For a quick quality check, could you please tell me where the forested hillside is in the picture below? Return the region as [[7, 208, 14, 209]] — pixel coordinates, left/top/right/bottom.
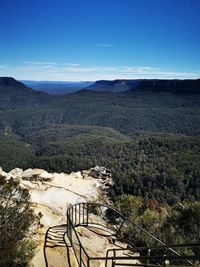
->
[[0, 78, 199, 136], [0, 77, 199, 205]]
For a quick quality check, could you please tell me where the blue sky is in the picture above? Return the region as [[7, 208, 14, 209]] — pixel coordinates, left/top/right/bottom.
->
[[0, 0, 200, 81]]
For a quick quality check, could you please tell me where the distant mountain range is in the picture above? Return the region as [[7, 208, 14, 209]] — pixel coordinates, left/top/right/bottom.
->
[[21, 78, 200, 95], [87, 79, 142, 92], [0, 76, 199, 134], [0, 77, 199, 112], [21, 80, 94, 95], [88, 78, 200, 94]]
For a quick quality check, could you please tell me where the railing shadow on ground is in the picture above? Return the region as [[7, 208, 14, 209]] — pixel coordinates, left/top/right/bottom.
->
[[66, 202, 200, 267], [44, 224, 73, 267]]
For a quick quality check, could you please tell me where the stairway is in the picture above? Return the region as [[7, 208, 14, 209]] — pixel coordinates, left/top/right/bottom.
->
[[44, 224, 78, 267], [45, 225, 68, 248]]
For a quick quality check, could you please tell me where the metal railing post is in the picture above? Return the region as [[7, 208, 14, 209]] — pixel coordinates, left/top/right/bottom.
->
[[75, 204, 77, 225], [80, 246, 82, 267], [112, 249, 116, 267], [79, 203, 81, 225], [163, 255, 170, 267], [86, 203, 89, 225], [44, 227, 50, 267], [146, 247, 151, 266], [71, 207, 73, 222], [83, 203, 85, 224]]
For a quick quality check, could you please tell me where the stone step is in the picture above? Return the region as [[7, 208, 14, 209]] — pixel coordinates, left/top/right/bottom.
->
[[48, 232, 66, 237], [46, 240, 66, 244], [46, 236, 65, 241], [48, 228, 67, 233], [50, 226, 67, 229], [46, 242, 66, 248], [46, 238, 65, 244], [45, 225, 68, 248], [48, 229, 65, 234], [48, 232, 65, 238]]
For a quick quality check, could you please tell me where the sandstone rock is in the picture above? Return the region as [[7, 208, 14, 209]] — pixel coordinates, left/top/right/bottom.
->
[[22, 168, 54, 181], [1, 166, 113, 267], [81, 170, 90, 178], [8, 168, 24, 179], [22, 168, 43, 180], [38, 170, 54, 181]]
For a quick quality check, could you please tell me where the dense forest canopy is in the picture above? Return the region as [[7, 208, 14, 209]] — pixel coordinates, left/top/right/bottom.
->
[[0, 77, 199, 205]]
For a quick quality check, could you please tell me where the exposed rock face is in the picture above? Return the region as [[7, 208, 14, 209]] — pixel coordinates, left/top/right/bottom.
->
[[1, 166, 113, 267], [2, 167, 112, 225], [88, 166, 114, 189], [87, 79, 141, 92]]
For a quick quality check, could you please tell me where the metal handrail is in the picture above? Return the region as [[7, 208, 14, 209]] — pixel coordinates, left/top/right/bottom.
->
[[105, 246, 200, 267], [44, 227, 51, 267], [67, 211, 90, 266], [66, 203, 199, 267]]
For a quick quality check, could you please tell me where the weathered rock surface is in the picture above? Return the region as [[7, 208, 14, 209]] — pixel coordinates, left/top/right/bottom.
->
[[1, 166, 113, 267]]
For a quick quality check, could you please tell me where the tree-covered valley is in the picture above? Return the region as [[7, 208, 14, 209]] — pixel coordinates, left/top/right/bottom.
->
[[0, 77, 200, 205], [0, 77, 200, 264]]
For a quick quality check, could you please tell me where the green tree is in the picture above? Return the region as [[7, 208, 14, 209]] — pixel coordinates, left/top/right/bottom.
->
[[163, 202, 200, 256], [0, 174, 37, 267], [116, 194, 144, 217]]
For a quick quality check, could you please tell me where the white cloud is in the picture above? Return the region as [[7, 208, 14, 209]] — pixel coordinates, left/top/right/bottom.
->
[[62, 63, 81, 67], [22, 61, 57, 65], [0, 61, 199, 81]]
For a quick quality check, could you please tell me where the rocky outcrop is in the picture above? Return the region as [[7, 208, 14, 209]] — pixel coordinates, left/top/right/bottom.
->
[[1, 166, 112, 223], [0, 166, 113, 267], [88, 166, 114, 189]]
